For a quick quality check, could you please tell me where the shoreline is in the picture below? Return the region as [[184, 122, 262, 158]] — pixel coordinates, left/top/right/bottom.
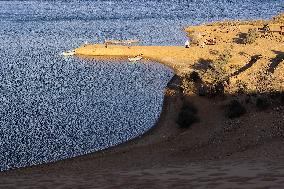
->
[[2, 73, 284, 188], [74, 45, 194, 73], [1, 73, 182, 174]]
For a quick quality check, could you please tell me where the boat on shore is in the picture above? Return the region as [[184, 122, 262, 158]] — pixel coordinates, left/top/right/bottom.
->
[[128, 56, 143, 62], [61, 50, 75, 56], [128, 53, 143, 62]]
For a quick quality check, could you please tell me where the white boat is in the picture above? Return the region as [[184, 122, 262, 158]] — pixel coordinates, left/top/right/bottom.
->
[[61, 50, 75, 56], [128, 55, 143, 62]]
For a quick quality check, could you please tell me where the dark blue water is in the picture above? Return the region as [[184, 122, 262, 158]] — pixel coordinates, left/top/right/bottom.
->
[[0, 1, 283, 171]]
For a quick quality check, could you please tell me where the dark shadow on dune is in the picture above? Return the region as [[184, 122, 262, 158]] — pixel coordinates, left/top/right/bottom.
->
[[231, 55, 262, 77], [192, 58, 213, 72], [267, 51, 284, 73], [239, 51, 250, 57], [167, 74, 183, 92], [233, 32, 247, 44]]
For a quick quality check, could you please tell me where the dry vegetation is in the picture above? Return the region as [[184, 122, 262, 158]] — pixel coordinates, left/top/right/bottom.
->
[[177, 13, 284, 128], [184, 13, 283, 94]]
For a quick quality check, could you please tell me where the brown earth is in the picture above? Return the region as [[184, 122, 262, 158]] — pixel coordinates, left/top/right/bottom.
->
[[1, 13, 284, 189]]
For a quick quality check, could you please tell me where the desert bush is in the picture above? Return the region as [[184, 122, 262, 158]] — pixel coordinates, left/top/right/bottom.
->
[[211, 49, 231, 81], [256, 97, 270, 110], [209, 49, 232, 95], [236, 80, 248, 94], [225, 100, 246, 118], [180, 76, 195, 95], [209, 49, 219, 55], [203, 50, 231, 96], [243, 28, 259, 44], [181, 71, 202, 95], [188, 71, 201, 82], [177, 102, 199, 128], [206, 81, 225, 97], [197, 84, 207, 96], [193, 58, 213, 72], [190, 49, 232, 97], [218, 49, 232, 65]]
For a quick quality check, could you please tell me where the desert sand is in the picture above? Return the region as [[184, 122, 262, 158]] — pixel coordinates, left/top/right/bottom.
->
[[0, 13, 284, 189]]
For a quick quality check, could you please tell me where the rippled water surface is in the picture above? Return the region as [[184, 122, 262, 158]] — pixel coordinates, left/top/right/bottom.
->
[[0, 0, 283, 171]]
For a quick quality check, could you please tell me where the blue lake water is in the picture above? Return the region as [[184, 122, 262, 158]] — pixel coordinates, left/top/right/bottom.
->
[[0, 0, 283, 171]]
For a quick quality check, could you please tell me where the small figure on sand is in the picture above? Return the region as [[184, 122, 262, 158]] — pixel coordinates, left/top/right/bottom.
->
[[185, 40, 190, 48]]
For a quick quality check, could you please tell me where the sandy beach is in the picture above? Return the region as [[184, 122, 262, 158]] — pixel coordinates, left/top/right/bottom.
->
[[1, 89, 284, 188], [1, 13, 284, 189]]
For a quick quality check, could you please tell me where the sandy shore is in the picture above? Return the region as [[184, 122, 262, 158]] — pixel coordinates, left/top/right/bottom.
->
[[75, 44, 198, 73], [1, 76, 284, 188], [1, 14, 284, 188]]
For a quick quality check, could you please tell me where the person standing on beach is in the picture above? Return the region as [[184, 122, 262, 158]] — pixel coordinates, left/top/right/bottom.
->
[[185, 40, 190, 48]]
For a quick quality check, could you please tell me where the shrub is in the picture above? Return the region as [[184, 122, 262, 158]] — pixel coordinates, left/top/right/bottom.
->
[[218, 49, 232, 65], [209, 49, 231, 83], [206, 81, 225, 97], [188, 71, 201, 82], [197, 84, 206, 96], [180, 77, 195, 95], [177, 102, 199, 128], [225, 100, 246, 118], [243, 28, 259, 44], [256, 97, 270, 110], [196, 49, 232, 97], [236, 80, 248, 94], [181, 71, 202, 95]]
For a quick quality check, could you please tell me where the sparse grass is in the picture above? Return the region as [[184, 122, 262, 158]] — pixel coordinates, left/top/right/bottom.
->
[[236, 80, 248, 94], [242, 28, 259, 44], [180, 71, 202, 95], [218, 49, 232, 65], [177, 101, 199, 128], [180, 75, 195, 95], [202, 49, 232, 96], [225, 100, 246, 119], [188, 71, 201, 82]]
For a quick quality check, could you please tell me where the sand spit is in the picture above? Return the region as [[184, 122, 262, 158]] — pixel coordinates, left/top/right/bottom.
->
[[75, 44, 198, 73], [74, 34, 283, 82]]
